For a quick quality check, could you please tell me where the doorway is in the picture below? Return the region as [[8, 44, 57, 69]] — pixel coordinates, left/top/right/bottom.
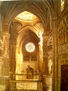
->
[[61, 65, 68, 91]]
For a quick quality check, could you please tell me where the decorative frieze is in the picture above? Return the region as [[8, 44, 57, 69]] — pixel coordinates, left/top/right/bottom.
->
[[58, 16, 68, 45], [58, 43, 68, 54]]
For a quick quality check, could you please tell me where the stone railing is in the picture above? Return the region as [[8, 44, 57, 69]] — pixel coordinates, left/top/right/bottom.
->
[[0, 74, 52, 91], [0, 74, 42, 91], [9, 79, 42, 91], [14, 73, 41, 80], [8, 73, 42, 91]]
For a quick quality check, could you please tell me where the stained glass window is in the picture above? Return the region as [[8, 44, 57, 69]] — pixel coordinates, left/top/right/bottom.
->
[[25, 42, 35, 53]]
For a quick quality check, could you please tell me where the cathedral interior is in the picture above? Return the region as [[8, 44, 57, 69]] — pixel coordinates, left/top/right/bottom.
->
[[0, 0, 68, 91]]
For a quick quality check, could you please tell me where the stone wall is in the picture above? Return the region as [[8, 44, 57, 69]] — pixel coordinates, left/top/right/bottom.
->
[[57, 14, 68, 91]]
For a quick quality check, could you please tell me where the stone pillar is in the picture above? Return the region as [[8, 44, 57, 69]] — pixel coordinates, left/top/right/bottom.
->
[[2, 23, 10, 76], [52, 17, 58, 91], [3, 33, 10, 58], [2, 33, 10, 76], [43, 34, 48, 75], [38, 34, 43, 72], [0, 6, 2, 33], [0, 57, 3, 76], [2, 22, 10, 56]]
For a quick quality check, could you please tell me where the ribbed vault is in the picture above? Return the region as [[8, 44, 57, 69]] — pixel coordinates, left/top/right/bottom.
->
[[1, 0, 55, 33]]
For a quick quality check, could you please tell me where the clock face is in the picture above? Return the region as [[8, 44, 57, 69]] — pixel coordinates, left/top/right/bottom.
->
[[25, 42, 35, 53]]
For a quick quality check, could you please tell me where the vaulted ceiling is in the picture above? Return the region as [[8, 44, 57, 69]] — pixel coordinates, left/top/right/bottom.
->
[[1, 0, 55, 34]]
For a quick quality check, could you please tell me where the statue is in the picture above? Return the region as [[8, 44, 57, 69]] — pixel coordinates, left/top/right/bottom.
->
[[48, 59, 53, 75], [3, 34, 10, 57], [26, 65, 34, 79]]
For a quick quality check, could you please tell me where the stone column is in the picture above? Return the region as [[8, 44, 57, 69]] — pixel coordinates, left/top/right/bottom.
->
[[2, 23, 10, 76], [0, 5, 2, 33], [43, 34, 48, 75], [52, 17, 58, 91], [3, 33, 10, 58], [38, 34, 43, 73]]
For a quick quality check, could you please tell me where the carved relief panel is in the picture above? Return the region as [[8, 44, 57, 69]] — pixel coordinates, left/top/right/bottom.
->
[[58, 16, 68, 45], [58, 16, 68, 55]]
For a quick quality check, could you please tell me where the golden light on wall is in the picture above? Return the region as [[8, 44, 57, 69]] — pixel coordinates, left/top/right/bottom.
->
[[16, 45, 23, 74], [48, 59, 53, 74], [25, 42, 35, 53], [15, 11, 38, 21], [61, 0, 65, 11], [34, 23, 44, 37]]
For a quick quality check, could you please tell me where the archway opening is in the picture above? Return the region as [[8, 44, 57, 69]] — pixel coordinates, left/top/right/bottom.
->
[[9, 11, 44, 90]]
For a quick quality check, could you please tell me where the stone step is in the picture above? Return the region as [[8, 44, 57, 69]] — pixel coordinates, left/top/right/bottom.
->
[[14, 89, 42, 91]]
